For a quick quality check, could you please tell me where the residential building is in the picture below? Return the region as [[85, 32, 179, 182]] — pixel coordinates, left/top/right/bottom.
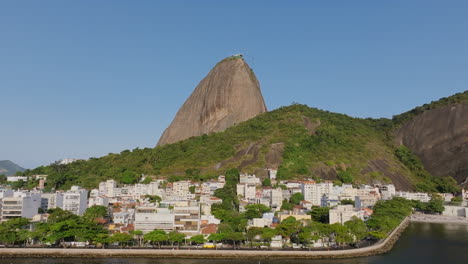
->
[[6, 176, 28, 182], [61, 186, 88, 215], [394, 191, 430, 202], [1, 191, 41, 221], [329, 205, 364, 224], [134, 206, 174, 233], [41, 192, 64, 211], [173, 205, 200, 236]]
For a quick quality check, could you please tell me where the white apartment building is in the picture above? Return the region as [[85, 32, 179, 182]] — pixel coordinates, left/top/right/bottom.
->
[[199, 195, 222, 215], [237, 183, 256, 201], [134, 206, 174, 233], [172, 181, 190, 199], [88, 195, 109, 207], [394, 191, 430, 202], [354, 195, 379, 209], [301, 181, 333, 206], [41, 192, 64, 211], [6, 176, 28, 182], [271, 188, 283, 208], [148, 180, 166, 198], [173, 205, 200, 236], [99, 179, 117, 197], [61, 186, 88, 215], [239, 174, 261, 185], [329, 205, 364, 224], [321, 194, 340, 207], [113, 211, 134, 225], [1, 191, 41, 221]]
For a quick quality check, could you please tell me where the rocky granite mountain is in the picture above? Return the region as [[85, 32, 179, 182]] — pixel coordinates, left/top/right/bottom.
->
[[394, 92, 468, 185], [157, 55, 267, 146], [0, 160, 25, 176], [23, 54, 466, 192]]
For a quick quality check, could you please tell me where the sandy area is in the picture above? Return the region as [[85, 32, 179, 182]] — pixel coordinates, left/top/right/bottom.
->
[[410, 214, 468, 225]]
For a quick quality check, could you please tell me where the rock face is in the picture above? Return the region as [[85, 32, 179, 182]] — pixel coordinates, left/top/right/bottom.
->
[[157, 56, 267, 146], [395, 102, 468, 184]]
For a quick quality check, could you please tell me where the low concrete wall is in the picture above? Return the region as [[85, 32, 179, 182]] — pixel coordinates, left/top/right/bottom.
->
[[0, 218, 410, 259]]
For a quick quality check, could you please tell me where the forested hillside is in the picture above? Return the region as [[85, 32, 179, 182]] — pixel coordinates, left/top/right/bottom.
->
[[24, 100, 461, 193]]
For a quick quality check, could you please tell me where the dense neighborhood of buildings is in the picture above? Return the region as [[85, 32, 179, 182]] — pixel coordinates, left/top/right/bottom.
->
[[1, 169, 467, 248]]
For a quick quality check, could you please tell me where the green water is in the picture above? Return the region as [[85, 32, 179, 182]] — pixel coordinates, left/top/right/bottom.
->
[[0, 223, 467, 264]]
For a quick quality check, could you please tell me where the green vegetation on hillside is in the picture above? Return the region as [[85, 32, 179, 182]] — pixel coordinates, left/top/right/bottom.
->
[[395, 146, 460, 193], [392, 90, 468, 126], [23, 93, 464, 192]]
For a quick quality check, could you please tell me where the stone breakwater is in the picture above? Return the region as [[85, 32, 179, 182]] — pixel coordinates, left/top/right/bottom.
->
[[0, 218, 410, 259]]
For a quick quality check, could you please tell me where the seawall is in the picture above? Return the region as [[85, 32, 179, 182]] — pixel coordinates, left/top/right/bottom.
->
[[0, 217, 410, 259]]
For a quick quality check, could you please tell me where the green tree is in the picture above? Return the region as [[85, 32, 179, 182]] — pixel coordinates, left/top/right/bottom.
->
[[143, 229, 167, 248], [337, 169, 353, 184], [189, 234, 205, 246], [280, 199, 293, 211], [10, 179, 26, 189], [189, 185, 196, 194], [246, 227, 263, 248], [244, 204, 271, 219], [168, 231, 185, 248], [330, 223, 353, 247], [208, 233, 223, 249], [290, 192, 304, 205], [340, 199, 354, 205], [131, 230, 144, 247], [344, 216, 368, 242], [261, 227, 277, 243], [83, 205, 109, 222], [145, 195, 162, 203], [276, 216, 302, 242], [262, 178, 271, 187], [0, 218, 30, 245], [298, 227, 320, 248], [309, 207, 330, 223], [109, 232, 133, 247], [426, 197, 445, 214]]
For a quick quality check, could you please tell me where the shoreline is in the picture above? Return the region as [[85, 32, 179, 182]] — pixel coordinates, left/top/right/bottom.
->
[[409, 214, 468, 225], [0, 218, 410, 259]]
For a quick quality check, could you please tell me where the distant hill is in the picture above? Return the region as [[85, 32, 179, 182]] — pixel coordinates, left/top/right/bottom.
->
[[0, 160, 25, 176]]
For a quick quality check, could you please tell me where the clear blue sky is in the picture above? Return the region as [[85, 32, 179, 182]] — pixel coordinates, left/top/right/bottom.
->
[[1, 1, 467, 169]]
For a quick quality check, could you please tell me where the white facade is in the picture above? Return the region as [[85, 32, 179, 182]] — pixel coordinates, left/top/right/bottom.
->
[[113, 211, 134, 225], [88, 195, 109, 207], [172, 181, 190, 199], [239, 174, 260, 185], [301, 181, 333, 206], [41, 192, 64, 211], [271, 188, 283, 208], [329, 205, 364, 224], [61, 186, 88, 215], [134, 206, 174, 233], [395, 191, 430, 202], [99, 179, 117, 197], [1, 191, 41, 221], [237, 183, 256, 201], [6, 176, 28, 182]]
